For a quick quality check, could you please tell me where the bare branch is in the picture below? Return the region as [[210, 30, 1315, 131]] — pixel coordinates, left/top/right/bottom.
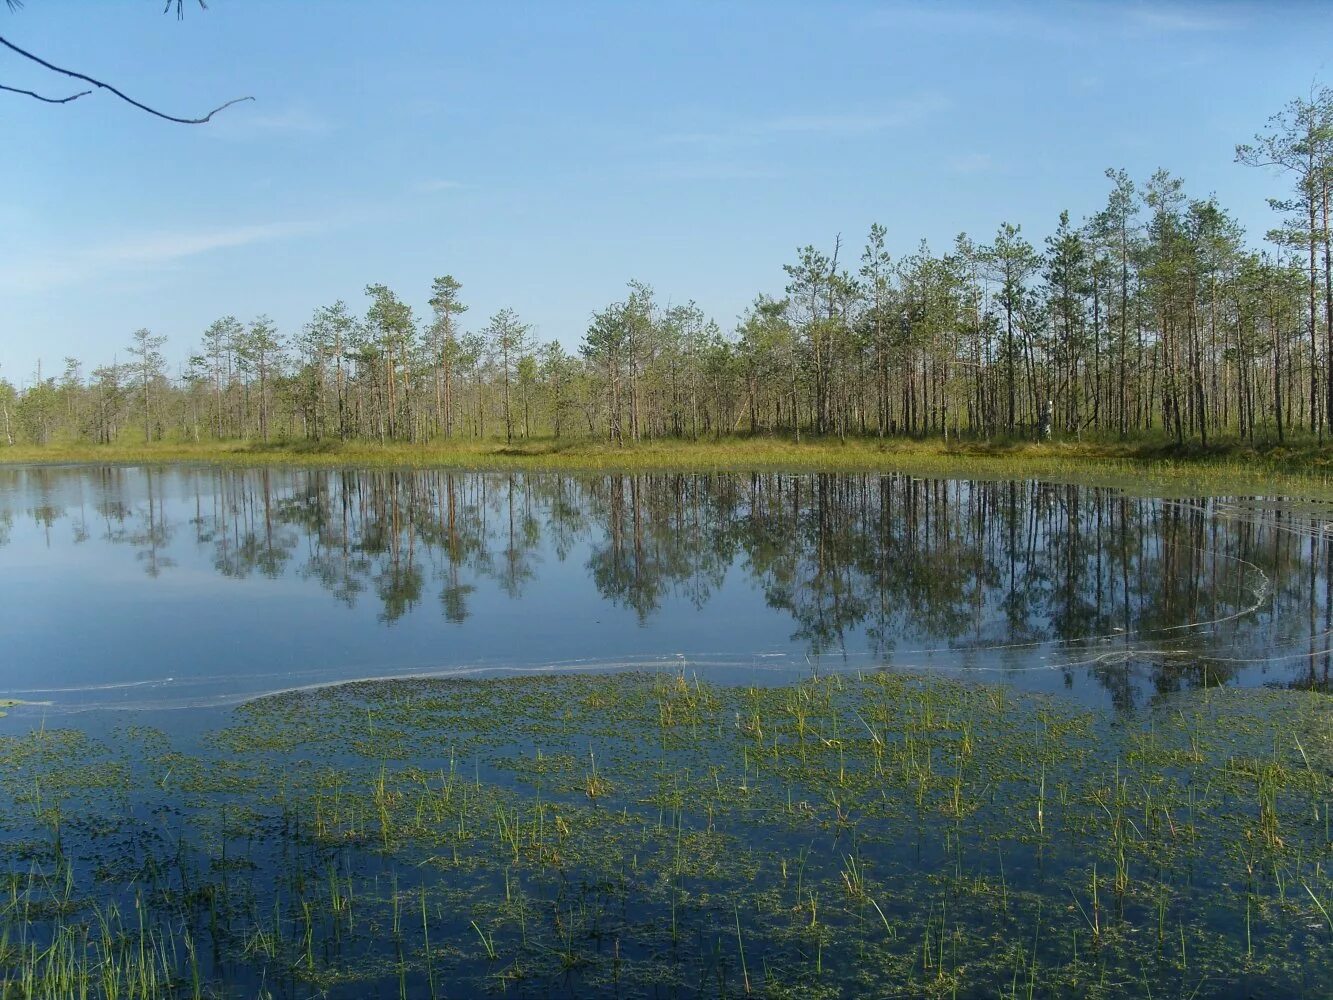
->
[[0, 81, 90, 103], [0, 32, 251, 124], [164, 1, 208, 22]]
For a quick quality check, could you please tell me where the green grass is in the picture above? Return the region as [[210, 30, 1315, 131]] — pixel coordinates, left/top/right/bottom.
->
[[0, 670, 1329, 998], [4, 433, 1333, 495]]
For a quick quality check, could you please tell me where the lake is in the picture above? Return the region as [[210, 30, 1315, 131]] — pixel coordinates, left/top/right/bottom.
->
[[0, 464, 1330, 998], [2, 464, 1329, 711]]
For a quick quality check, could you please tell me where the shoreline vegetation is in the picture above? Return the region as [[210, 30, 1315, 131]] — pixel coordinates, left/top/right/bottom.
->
[[1, 670, 1329, 997], [9, 98, 1333, 468], [4, 434, 1333, 491]]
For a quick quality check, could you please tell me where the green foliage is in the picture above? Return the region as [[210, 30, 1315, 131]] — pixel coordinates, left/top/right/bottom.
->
[[9, 91, 1333, 450]]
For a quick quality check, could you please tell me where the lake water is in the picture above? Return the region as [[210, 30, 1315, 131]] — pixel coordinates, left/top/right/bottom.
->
[[1, 464, 1330, 712], [2, 464, 1331, 998]]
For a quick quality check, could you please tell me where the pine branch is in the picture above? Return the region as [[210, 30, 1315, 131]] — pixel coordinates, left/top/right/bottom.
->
[[0, 33, 251, 123]]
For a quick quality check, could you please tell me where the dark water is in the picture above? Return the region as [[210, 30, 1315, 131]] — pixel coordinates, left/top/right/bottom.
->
[[1, 464, 1330, 712]]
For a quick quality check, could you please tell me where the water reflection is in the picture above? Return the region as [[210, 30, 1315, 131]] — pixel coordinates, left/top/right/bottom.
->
[[1, 464, 1330, 709]]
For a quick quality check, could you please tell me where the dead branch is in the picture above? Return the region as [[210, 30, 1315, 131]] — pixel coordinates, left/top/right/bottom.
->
[[0, 81, 90, 103], [0, 32, 251, 123]]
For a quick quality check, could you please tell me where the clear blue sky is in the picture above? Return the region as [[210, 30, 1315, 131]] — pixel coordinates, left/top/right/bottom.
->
[[0, 0, 1327, 383]]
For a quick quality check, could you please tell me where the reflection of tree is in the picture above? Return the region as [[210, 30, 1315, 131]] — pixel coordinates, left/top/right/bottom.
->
[[98, 467, 177, 577], [433, 473, 482, 623], [201, 470, 297, 580], [280, 475, 370, 609], [586, 475, 728, 622], [374, 559, 422, 623], [2, 465, 1331, 706], [498, 475, 539, 600]]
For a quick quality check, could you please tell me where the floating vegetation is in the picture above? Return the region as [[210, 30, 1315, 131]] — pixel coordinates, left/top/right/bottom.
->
[[0, 669, 1328, 997]]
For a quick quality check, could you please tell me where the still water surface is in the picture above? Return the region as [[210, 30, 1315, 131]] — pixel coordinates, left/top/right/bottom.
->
[[2, 464, 1330, 711]]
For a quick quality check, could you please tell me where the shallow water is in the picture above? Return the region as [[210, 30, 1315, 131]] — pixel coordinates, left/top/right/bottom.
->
[[1, 464, 1330, 712], [1, 465, 1331, 998]]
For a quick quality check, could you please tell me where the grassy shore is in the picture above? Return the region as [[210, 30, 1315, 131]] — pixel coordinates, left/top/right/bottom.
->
[[4, 434, 1333, 494]]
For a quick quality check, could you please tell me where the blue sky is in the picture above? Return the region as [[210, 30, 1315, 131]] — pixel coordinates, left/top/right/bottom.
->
[[0, 0, 1328, 382]]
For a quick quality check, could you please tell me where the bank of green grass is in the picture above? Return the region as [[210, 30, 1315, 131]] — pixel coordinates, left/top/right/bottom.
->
[[4, 433, 1333, 495]]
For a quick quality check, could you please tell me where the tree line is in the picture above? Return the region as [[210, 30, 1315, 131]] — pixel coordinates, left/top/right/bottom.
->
[[6, 90, 1333, 449]]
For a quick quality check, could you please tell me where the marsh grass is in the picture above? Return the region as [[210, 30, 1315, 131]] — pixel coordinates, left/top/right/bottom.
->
[[6, 434, 1333, 497], [0, 671, 1328, 997]]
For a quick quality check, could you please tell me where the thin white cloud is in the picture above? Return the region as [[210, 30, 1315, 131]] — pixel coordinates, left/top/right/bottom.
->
[[208, 105, 335, 139], [0, 220, 319, 294], [652, 162, 783, 181], [861, 4, 1080, 44], [1124, 5, 1241, 33], [764, 99, 950, 135], [414, 178, 466, 193], [112, 222, 319, 263], [662, 93, 951, 147], [946, 152, 994, 174], [863, 1, 1245, 42]]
